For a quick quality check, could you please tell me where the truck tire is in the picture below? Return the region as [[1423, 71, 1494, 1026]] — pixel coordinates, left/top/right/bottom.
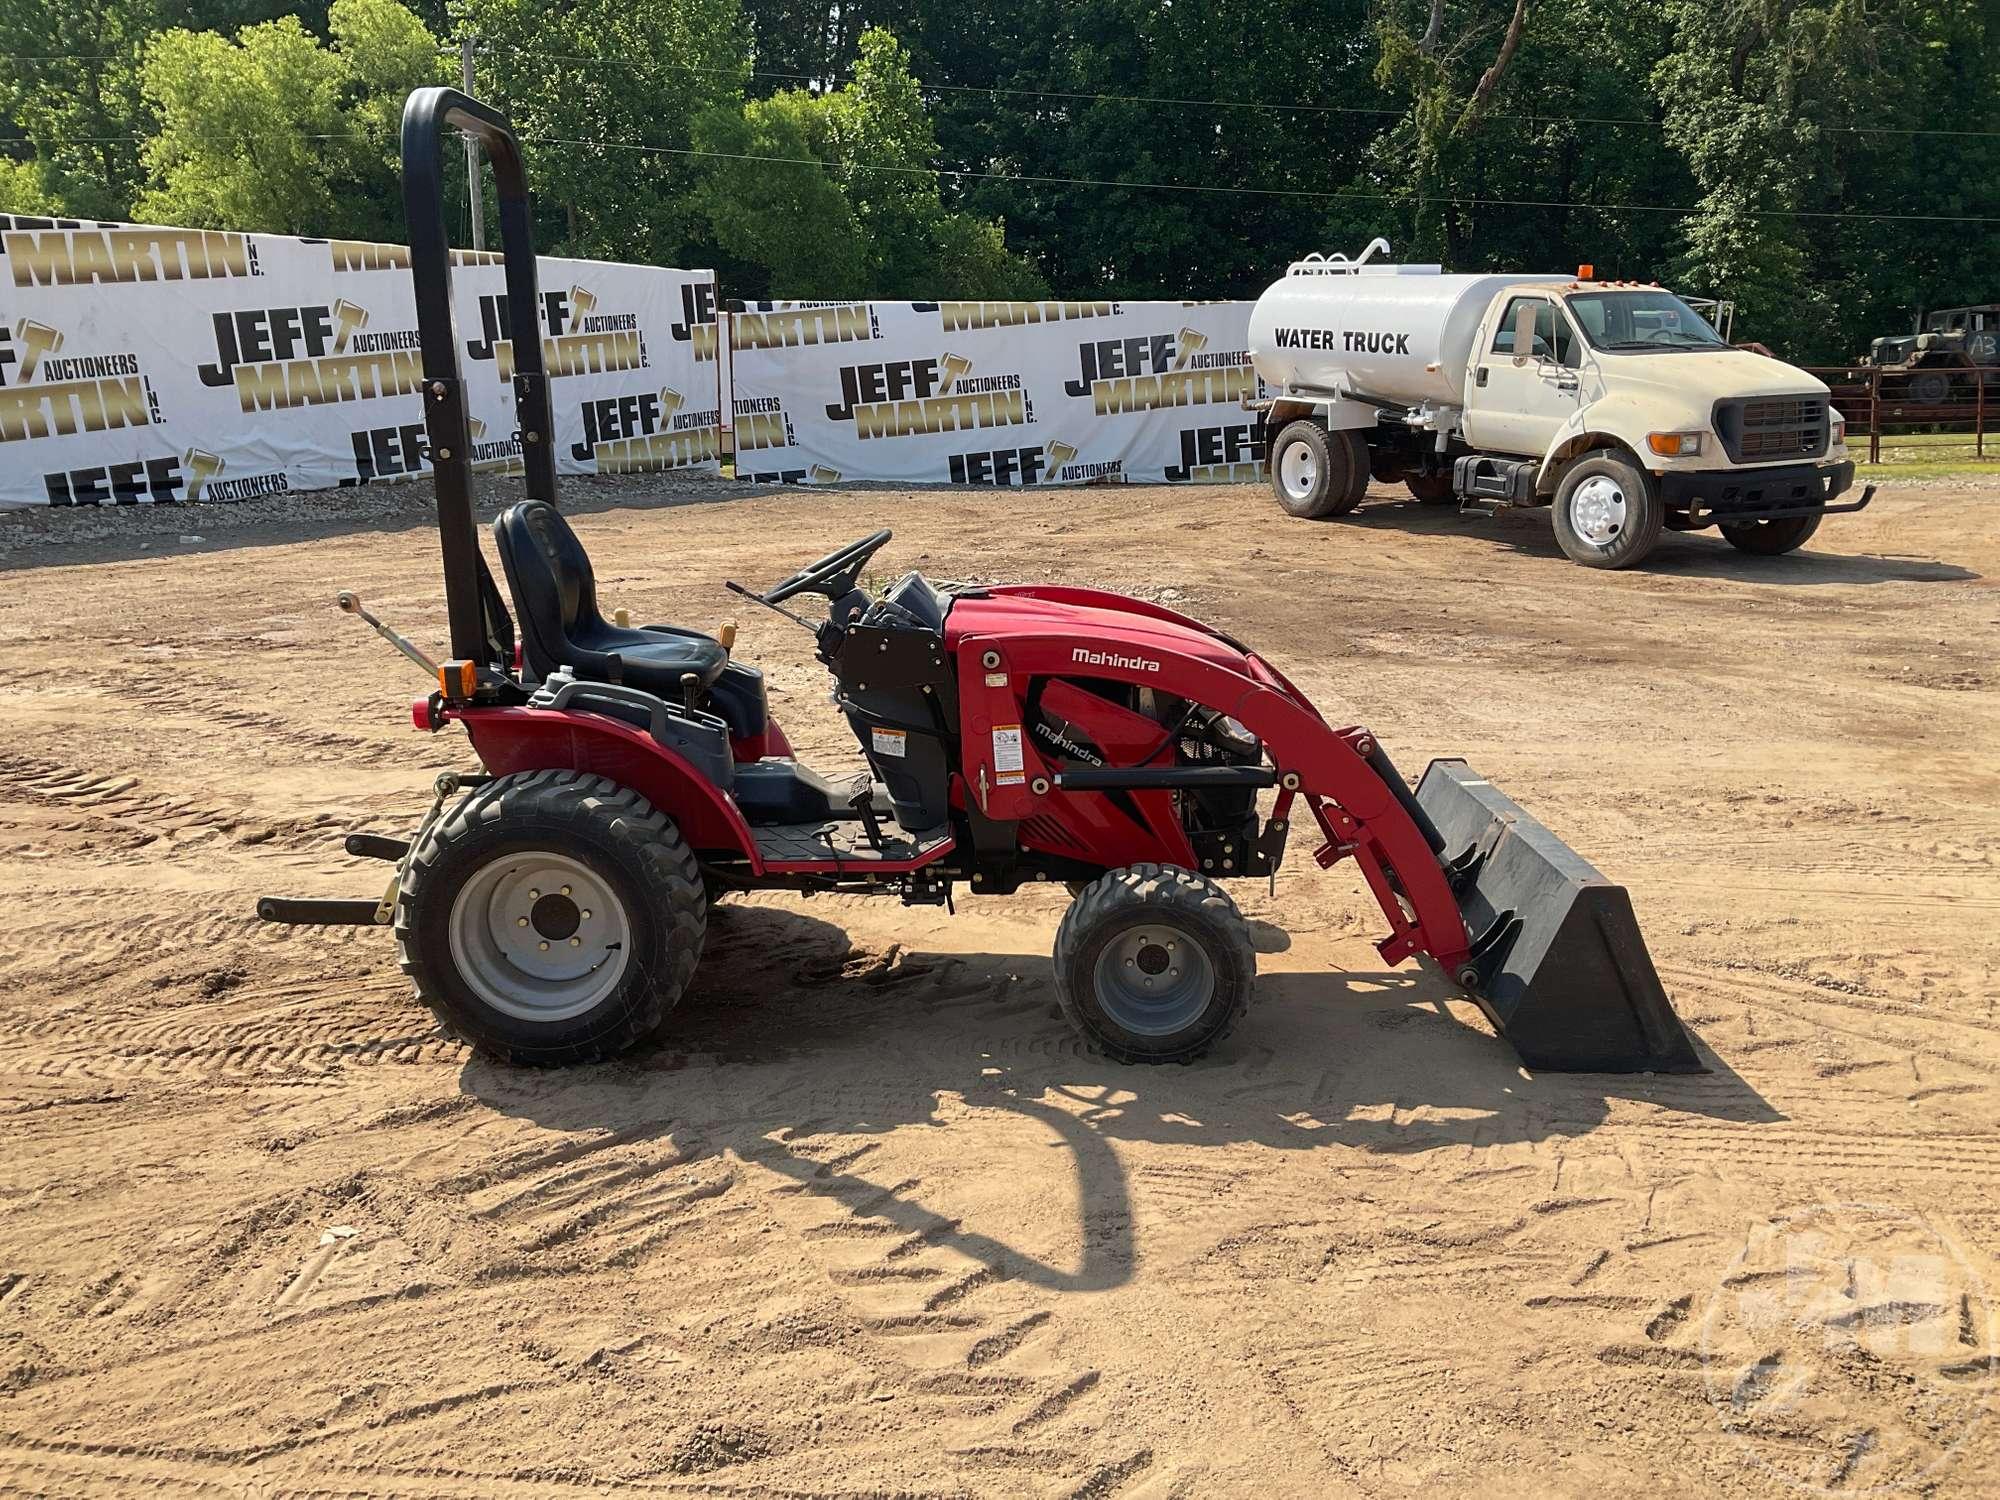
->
[[1053, 865, 1254, 1064], [1551, 450, 1663, 569], [1270, 419, 1363, 519], [397, 770, 706, 1065], [1406, 470, 1456, 505], [1720, 513, 1821, 556]]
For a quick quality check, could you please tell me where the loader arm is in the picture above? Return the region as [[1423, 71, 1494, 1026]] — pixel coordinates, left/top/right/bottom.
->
[[954, 629, 1475, 977]]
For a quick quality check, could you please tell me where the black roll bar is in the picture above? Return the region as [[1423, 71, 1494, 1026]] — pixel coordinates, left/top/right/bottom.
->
[[400, 86, 557, 672]]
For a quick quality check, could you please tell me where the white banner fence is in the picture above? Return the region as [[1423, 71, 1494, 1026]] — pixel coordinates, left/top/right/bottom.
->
[[0, 220, 1271, 507], [0, 215, 720, 508], [727, 299, 1264, 487]]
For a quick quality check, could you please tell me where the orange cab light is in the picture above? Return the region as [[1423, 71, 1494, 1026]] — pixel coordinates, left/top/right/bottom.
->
[[1577, 263, 1595, 280]]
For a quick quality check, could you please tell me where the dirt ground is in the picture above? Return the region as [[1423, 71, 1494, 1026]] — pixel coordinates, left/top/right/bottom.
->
[[1, 471, 1996, 1498]]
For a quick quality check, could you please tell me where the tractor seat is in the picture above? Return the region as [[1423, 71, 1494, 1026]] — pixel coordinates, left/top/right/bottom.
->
[[494, 500, 727, 697]]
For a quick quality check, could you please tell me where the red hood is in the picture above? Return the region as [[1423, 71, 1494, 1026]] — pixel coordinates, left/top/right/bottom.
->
[[945, 585, 1257, 673]]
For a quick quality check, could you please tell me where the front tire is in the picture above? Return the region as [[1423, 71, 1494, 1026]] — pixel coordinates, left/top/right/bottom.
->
[[1551, 450, 1664, 569], [1721, 512, 1822, 556], [1053, 865, 1254, 1064], [397, 770, 706, 1065], [1270, 419, 1365, 519]]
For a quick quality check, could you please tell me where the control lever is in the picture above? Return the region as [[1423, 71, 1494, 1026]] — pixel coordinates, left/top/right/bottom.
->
[[679, 671, 700, 714], [336, 591, 438, 675], [848, 786, 886, 851]]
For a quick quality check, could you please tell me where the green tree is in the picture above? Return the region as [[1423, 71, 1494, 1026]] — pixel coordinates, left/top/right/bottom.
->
[[696, 28, 1042, 296], [451, 0, 749, 262], [0, 0, 159, 218], [133, 0, 445, 237]]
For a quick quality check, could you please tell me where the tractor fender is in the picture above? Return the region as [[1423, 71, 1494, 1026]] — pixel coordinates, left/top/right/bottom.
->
[[448, 704, 759, 862]]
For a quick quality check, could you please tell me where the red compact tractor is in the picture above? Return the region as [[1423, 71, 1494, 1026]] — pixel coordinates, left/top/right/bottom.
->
[[259, 87, 1700, 1076]]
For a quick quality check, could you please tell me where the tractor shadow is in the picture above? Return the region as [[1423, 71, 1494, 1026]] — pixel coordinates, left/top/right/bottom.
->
[[456, 900, 1780, 1298], [1346, 494, 1980, 586]]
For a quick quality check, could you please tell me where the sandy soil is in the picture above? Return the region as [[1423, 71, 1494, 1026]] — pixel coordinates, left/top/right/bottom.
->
[[1, 472, 1996, 1498]]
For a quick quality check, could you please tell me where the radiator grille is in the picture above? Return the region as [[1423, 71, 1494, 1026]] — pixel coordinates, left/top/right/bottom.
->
[[1717, 395, 1830, 462]]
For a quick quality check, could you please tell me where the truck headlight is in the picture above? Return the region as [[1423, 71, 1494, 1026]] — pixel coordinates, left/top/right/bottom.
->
[[1830, 411, 1847, 446], [1646, 431, 1705, 457]]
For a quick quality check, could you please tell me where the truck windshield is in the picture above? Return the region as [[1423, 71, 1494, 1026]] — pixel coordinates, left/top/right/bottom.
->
[[1566, 290, 1729, 352]]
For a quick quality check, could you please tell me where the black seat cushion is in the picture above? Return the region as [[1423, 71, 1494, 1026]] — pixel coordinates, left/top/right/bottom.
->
[[494, 500, 727, 696]]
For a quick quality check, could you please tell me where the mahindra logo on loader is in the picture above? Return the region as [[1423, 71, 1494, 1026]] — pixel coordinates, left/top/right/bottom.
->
[[466, 286, 647, 381], [1065, 330, 1257, 415], [1072, 646, 1160, 673], [825, 354, 1031, 440]]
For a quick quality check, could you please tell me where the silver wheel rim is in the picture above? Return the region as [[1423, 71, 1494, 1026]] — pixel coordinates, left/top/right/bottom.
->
[[1569, 475, 1628, 546], [1278, 440, 1318, 503], [447, 850, 632, 1022], [1093, 924, 1216, 1037]]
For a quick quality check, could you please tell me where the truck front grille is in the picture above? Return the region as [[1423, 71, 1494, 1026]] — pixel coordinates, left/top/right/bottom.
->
[[1715, 396, 1830, 463]]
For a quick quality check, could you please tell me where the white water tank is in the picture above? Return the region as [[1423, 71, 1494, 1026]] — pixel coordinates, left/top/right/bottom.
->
[[1249, 256, 1555, 409]]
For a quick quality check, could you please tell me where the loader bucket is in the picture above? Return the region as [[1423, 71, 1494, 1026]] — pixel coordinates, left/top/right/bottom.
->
[[1413, 759, 1703, 1074]]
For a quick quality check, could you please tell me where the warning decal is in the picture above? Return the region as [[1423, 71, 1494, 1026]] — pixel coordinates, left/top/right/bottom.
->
[[871, 727, 908, 759], [992, 724, 1025, 785]]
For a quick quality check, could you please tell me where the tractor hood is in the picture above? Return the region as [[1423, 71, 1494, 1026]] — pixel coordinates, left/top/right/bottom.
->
[[947, 586, 1257, 675]]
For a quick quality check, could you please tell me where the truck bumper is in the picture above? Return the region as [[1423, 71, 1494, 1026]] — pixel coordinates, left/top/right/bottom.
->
[[1659, 461, 1873, 524]]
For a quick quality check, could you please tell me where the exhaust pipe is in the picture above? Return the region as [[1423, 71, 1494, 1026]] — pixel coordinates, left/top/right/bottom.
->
[[1414, 759, 1702, 1074]]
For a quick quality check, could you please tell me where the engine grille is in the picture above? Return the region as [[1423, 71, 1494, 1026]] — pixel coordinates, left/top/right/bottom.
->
[[1715, 395, 1830, 463]]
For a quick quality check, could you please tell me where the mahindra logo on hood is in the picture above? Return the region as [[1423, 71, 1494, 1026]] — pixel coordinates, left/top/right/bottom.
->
[[1072, 646, 1160, 673]]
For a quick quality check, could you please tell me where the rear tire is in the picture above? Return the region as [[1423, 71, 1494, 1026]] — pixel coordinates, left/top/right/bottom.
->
[[1721, 512, 1822, 555], [1406, 470, 1456, 505], [1551, 450, 1663, 569], [1053, 865, 1254, 1064], [397, 770, 706, 1065], [1270, 419, 1363, 519]]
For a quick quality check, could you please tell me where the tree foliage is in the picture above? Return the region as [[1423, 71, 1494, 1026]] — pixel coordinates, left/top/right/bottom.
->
[[2, 0, 1996, 359]]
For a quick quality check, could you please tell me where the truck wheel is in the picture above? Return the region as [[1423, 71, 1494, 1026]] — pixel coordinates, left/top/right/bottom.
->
[[1720, 513, 1821, 556], [397, 770, 706, 1066], [1551, 451, 1663, 569], [1270, 419, 1363, 519], [1053, 865, 1254, 1064], [1406, 470, 1456, 505], [1911, 371, 1950, 405]]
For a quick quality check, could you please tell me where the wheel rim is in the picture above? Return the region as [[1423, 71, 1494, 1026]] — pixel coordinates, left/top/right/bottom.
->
[[1569, 475, 1627, 546], [447, 850, 632, 1023], [1278, 440, 1317, 502], [1092, 923, 1216, 1037]]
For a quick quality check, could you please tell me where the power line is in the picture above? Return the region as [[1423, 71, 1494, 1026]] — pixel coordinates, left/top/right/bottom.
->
[[10, 47, 2000, 141], [7, 129, 1996, 226]]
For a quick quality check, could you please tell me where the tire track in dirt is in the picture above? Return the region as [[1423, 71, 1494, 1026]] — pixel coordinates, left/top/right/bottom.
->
[[749, 1131, 1155, 1497]]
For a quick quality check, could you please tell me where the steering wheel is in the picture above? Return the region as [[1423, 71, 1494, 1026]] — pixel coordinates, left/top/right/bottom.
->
[[757, 529, 893, 605]]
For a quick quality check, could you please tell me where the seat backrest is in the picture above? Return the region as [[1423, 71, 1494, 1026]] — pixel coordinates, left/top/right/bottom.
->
[[494, 500, 602, 675]]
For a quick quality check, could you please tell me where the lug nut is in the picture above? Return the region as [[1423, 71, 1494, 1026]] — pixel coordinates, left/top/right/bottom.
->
[[569, 937, 581, 947], [538, 941, 550, 952], [581, 909, 591, 920], [516, 916, 528, 927], [561, 886, 571, 896], [528, 889, 540, 900]]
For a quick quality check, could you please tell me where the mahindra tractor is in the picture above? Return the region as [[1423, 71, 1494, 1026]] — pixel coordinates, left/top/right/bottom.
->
[[257, 87, 1701, 1077]]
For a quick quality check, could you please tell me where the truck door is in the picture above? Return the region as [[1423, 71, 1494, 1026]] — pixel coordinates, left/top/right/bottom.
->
[[1464, 295, 1584, 457]]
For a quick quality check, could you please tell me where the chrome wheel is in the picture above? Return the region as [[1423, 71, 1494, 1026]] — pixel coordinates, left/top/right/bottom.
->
[[1569, 475, 1628, 546], [447, 850, 631, 1023], [1278, 440, 1318, 504], [1092, 924, 1216, 1037]]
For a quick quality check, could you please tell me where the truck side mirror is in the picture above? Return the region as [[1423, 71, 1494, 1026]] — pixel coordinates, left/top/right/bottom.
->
[[1513, 302, 1541, 365]]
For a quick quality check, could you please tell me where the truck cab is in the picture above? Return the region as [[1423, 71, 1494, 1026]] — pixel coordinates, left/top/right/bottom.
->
[[1248, 255, 1873, 569]]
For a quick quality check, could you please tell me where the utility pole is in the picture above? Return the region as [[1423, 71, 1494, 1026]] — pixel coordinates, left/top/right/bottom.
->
[[460, 34, 485, 251]]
